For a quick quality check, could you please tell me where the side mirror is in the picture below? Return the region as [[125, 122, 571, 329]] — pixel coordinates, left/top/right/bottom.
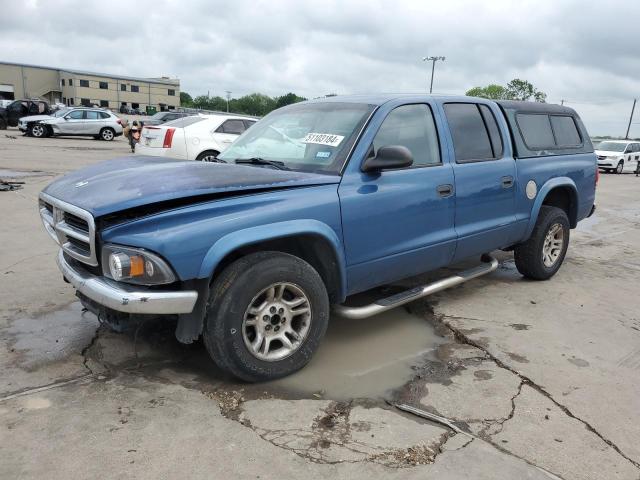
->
[[361, 145, 413, 172]]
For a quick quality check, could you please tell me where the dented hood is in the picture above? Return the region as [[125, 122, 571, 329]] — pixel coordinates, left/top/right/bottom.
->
[[42, 156, 340, 218]]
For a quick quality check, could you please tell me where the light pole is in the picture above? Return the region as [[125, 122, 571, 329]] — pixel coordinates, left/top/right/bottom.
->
[[422, 56, 445, 94], [225, 91, 232, 112]]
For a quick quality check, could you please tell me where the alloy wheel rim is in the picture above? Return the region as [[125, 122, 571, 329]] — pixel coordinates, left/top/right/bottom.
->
[[242, 282, 312, 361], [103, 130, 113, 140], [33, 125, 44, 137], [542, 223, 564, 267], [617, 163, 623, 173], [202, 155, 217, 162]]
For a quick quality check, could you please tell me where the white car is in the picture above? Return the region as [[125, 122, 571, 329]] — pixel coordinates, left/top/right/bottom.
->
[[136, 114, 257, 161], [595, 140, 640, 174]]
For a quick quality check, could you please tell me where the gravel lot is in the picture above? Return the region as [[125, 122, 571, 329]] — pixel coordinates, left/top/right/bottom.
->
[[1, 129, 639, 479]]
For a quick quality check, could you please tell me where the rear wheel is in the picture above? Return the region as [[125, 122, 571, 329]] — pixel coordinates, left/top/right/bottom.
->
[[196, 150, 221, 162], [100, 127, 115, 141], [615, 161, 624, 174], [0, 118, 7, 130], [514, 206, 570, 280], [29, 123, 47, 138], [202, 252, 329, 382]]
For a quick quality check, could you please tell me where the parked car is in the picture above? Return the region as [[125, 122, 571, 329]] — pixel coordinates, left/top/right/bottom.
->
[[143, 111, 190, 126], [0, 99, 13, 108], [19, 107, 123, 140], [135, 114, 257, 161], [595, 140, 640, 174], [119, 105, 134, 114], [38, 95, 596, 381], [0, 99, 50, 129]]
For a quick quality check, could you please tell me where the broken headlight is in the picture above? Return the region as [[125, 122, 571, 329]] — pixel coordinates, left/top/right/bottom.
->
[[101, 244, 176, 285]]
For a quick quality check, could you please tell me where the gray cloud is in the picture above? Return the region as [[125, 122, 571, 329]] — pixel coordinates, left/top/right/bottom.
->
[[1, 0, 639, 135]]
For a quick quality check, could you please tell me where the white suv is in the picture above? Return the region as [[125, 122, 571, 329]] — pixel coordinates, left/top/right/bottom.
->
[[595, 140, 640, 174], [136, 114, 257, 161]]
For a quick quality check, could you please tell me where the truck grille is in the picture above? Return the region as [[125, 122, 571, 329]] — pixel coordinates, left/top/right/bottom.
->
[[39, 193, 98, 266]]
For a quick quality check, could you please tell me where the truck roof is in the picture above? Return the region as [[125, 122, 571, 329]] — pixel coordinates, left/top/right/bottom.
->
[[305, 94, 573, 113]]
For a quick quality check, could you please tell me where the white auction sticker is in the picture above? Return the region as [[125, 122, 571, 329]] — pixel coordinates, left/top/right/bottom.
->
[[302, 132, 345, 147]]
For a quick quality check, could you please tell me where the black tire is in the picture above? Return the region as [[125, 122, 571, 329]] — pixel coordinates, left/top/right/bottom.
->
[[196, 150, 220, 162], [29, 123, 47, 138], [100, 127, 115, 141], [615, 161, 624, 174], [515, 206, 570, 280], [203, 251, 329, 382], [0, 118, 6, 130]]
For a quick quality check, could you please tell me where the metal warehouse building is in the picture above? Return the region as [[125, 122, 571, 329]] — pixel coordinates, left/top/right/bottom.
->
[[0, 61, 180, 111]]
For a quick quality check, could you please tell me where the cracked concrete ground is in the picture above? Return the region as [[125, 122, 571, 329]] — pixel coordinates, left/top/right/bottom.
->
[[1, 132, 639, 479]]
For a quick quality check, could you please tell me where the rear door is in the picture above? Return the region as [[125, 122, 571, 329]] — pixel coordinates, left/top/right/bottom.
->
[[82, 111, 105, 134], [442, 102, 517, 260]]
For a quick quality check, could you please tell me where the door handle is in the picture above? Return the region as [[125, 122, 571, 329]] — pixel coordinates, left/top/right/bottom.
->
[[501, 176, 514, 188], [436, 184, 454, 198]]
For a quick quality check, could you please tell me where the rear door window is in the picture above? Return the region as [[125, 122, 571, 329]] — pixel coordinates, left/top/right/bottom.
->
[[85, 111, 100, 120], [478, 104, 503, 158], [516, 114, 555, 149], [550, 115, 581, 146], [444, 103, 495, 162]]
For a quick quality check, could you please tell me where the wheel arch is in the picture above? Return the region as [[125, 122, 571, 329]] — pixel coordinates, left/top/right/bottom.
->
[[198, 220, 347, 303], [525, 178, 578, 238]]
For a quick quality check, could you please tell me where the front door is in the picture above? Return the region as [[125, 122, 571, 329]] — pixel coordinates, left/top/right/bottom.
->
[[441, 102, 517, 261], [60, 109, 85, 134], [339, 103, 457, 295]]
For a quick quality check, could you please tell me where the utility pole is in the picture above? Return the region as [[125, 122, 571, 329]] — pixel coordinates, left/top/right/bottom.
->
[[422, 56, 445, 94], [625, 99, 636, 139], [225, 91, 232, 112], [560, 99, 564, 106]]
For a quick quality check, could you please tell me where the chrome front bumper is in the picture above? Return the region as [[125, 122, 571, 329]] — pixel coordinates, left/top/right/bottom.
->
[[57, 250, 198, 315]]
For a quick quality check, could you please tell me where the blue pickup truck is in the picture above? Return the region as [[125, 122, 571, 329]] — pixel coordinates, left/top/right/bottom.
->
[[39, 95, 597, 381]]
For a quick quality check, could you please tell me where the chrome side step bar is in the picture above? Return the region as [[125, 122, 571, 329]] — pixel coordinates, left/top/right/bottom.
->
[[332, 255, 499, 320]]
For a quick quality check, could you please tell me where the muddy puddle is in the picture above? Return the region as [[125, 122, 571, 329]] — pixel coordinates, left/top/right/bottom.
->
[[11, 301, 444, 401], [269, 309, 445, 399]]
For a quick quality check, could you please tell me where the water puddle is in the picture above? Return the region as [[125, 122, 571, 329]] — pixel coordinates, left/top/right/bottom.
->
[[269, 309, 445, 400], [7, 303, 99, 370], [14, 301, 443, 401]]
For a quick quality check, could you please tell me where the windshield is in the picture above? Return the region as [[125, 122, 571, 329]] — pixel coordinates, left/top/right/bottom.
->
[[149, 112, 167, 121], [217, 102, 375, 174], [597, 142, 627, 152], [163, 116, 204, 128], [52, 109, 69, 117]]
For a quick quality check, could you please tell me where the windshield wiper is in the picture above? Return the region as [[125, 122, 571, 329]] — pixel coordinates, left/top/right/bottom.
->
[[235, 157, 289, 170]]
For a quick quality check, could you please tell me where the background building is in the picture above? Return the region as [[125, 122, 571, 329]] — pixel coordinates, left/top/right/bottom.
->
[[0, 61, 180, 111]]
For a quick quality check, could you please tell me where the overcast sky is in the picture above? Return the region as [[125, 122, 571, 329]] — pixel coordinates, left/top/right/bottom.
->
[[2, 0, 639, 136]]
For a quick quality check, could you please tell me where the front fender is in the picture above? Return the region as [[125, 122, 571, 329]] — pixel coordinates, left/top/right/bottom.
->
[[524, 177, 578, 239], [197, 219, 347, 299]]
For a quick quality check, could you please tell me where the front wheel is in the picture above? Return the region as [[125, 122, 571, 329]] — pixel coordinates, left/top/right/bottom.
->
[[203, 252, 329, 382], [30, 123, 47, 138], [514, 206, 570, 280], [615, 161, 624, 174]]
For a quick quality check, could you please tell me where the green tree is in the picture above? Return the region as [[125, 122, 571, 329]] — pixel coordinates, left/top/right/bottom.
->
[[232, 93, 277, 116], [180, 91, 193, 107], [275, 92, 307, 109], [465, 84, 508, 100], [466, 79, 547, 102], [505, 79, 546, 102]]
